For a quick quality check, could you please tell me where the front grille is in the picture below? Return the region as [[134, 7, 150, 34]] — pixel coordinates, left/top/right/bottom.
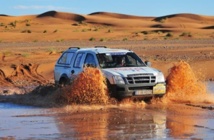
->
[[126, 74, 156, 84]]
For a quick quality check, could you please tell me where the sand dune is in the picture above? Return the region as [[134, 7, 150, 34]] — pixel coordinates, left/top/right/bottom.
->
[[0, 10, 214, 42], [153, 13, 214, 22], [88, 11, 153, 20], [37, 10, 86, 22]]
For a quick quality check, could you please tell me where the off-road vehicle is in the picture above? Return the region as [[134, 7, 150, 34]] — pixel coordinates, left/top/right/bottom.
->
[[54, 46, 166, 99]]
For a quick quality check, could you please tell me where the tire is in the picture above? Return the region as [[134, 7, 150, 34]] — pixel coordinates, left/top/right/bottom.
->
[[106, 80, 122, 101], [59, 77, 68, 87]]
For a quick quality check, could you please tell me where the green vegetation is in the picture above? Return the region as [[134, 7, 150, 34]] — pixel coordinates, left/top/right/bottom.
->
[[81, 29, 87, 32], [21, 30, 31, 33], [22, 53, 29, 58], [89, 37, 96, 41], [93, 28, 98, 31], [99, 38, 106, 42], [3, 51, 12, 56], [53, 29, 58, 33], [0, 23, 4, 26], [180, 32, 192, 37], [9, 21, 17, 28], [56, 39, 64, 42], [141, 31, 149, 35], [122, 38, 128, 41], [26, 23, 31, 26], [165, 32, 173, 37]]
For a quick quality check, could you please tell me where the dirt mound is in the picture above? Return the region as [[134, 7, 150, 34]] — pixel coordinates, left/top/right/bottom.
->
[[0, 69, 12, 86], [7, 63, 47, 87], [0, 69, 5, 79], [37, 10, 86, 21], [0, 63, 49, 95]]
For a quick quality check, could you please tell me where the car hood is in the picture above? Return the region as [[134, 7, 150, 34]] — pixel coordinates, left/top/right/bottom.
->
[[102, 67, 160, 77]]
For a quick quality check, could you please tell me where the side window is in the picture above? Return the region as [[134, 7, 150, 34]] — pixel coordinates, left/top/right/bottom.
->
[[84, 53, 96, 67], [58, 52, 74, 65], [74, 53, 84, 68]]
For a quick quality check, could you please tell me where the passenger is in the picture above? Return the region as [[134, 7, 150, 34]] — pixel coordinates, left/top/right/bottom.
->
[[98, 55, 106, 67]]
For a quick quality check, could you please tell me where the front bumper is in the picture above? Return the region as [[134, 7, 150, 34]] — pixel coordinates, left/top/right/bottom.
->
[[110, 82, 166, 98]]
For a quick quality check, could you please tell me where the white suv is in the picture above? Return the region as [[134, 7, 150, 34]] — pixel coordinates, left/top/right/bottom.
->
[[54, 46, 166, 99]]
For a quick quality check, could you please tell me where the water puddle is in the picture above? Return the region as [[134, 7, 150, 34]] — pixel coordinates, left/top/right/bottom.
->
[[0, 103, 60, 139]]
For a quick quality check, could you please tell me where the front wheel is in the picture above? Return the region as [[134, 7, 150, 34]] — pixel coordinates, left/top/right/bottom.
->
[[106, 80, 123, 101]]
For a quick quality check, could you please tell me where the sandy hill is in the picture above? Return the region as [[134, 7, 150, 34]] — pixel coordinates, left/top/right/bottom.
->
[[0, 11, 213, 42]]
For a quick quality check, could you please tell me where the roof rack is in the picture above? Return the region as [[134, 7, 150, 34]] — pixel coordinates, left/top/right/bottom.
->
[[94, 46, 107, 48], [69, 47, 80, 49]]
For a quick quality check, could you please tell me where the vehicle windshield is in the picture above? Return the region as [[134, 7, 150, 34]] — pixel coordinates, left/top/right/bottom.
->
[[97, 52, 146, 68]]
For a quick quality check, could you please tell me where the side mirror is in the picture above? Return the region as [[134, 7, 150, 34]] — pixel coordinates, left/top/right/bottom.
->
[[145, 61, 151, 67]]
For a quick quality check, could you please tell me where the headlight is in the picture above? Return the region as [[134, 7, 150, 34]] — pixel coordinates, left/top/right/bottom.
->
[[156, 72, 165, 82], [113, 75, 125, 84]]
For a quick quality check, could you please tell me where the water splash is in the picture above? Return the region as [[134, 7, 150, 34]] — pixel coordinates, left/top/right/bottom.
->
[[161, 61, 214, 104], [63, 67, 146, 107], [64, 67, 109, 105]]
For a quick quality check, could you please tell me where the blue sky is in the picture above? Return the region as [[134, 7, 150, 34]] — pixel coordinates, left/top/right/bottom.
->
[[2, 0, 214, 17]]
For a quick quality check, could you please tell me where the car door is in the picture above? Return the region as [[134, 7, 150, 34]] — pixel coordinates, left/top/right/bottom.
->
[[84, 53, 97, 67], [70, 52, 86, 80]]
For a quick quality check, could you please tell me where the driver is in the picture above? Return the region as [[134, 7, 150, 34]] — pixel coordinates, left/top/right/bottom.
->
[[116, 57, 125, 66]]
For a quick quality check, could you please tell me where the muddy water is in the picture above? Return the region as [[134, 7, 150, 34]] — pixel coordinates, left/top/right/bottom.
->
[[0, 104, 60, 139], [0, 83, 214, 139]]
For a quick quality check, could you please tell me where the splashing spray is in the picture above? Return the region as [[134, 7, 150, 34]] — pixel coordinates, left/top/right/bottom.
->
[[64, 67, 109, 105], [162, 61, 212, 103]]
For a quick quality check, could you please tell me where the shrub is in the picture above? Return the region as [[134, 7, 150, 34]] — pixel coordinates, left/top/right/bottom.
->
[[93, 28, 98, 31], [89, 37, 96, 41], [26, 23, 30, 26], [122, 38, 128, 41], [21, 30, 31, 33], [53, 29, 58, 33], [56, 39, 64, 42], [100, 38, 104, 42], [22, 53, 29, 57], [166, 32, 173, 37], [180, 32, 192, 37], [9, 21, 16, 28], [141, 31, 148, 35]]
